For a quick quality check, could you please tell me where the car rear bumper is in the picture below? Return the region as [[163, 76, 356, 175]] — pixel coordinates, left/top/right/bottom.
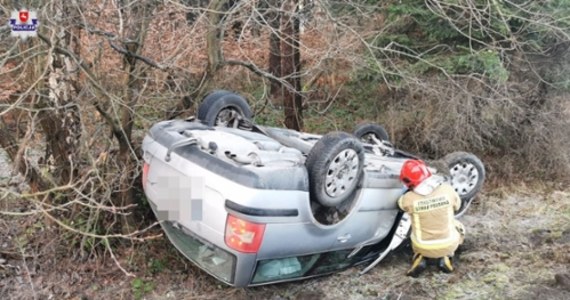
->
[[160, 220, 237, 284], [153, 205, 259, 287]]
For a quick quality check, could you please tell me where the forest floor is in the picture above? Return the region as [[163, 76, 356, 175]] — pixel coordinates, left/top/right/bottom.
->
[[1, 147, 569, 299]]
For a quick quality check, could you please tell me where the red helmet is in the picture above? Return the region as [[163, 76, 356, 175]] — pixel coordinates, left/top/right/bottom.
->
[[400, 160, 432, 189]]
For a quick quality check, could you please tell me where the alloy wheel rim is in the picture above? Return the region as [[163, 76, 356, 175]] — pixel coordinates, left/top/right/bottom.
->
[[325, 149, 359, 198], [450, 162, 479, 196]]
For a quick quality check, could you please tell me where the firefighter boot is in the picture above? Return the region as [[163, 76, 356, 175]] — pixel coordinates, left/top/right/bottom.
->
[[406, 254, 427, 277], [438, 256, 454, 273]]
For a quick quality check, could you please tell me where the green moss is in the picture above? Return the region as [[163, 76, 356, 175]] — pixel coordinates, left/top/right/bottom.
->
[[131, 278, 154, 300], [482, 263, 511, 287]]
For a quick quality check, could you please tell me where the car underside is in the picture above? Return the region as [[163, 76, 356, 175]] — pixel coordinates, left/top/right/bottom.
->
[[141, 90, 485, 287]]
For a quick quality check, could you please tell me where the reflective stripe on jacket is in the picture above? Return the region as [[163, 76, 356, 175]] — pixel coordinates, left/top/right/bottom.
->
[[398, 183, 462, 258]]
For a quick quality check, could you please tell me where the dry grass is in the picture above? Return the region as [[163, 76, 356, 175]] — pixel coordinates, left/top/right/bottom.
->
[[1, 185, 568, 300], [370, 74, 570, 184]]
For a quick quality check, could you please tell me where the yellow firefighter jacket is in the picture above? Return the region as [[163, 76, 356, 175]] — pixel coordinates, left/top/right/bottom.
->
[[398, 183, 464, 258]]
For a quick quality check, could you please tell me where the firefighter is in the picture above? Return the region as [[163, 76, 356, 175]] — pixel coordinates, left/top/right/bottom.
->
[[397, 159, 465, 277]]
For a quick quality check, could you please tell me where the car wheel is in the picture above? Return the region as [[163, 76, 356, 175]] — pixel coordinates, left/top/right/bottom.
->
[[197, 91, 252, 127], [353, 123, 389, 144], [442, 152, 485, 214], [306, 132, 365, 208], [197, 90, 232, 120]]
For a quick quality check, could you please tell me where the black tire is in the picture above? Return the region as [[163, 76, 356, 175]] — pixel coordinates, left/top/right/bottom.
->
[[197, 90, 232, 120], [442, 151, 486, 211], [197, 91, 252, 127], [353, 123, 389, 143], [306, 132, 365, 208]]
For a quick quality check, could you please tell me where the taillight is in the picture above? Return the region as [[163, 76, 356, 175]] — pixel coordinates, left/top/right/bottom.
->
[[142, 162, 149, 189], [225, 214, 266, 253]]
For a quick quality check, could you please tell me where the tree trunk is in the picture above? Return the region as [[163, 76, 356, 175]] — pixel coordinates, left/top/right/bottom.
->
[[116, 1, 152, 233], [281, 0, 303, 130], [39, 1, 82, 187], [206, 0, 230, 74], [166, 0, 230, 119], [267, 0, 283, 104]]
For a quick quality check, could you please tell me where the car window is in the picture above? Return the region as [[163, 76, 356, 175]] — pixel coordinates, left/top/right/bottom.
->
[[251, 249, 356, 284]]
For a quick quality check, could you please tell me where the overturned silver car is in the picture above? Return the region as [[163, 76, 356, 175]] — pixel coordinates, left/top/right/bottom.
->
[[141, 90, 485, 287]]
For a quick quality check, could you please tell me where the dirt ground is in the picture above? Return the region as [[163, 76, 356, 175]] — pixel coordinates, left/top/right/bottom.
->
[[1, 183, 569, 299]]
